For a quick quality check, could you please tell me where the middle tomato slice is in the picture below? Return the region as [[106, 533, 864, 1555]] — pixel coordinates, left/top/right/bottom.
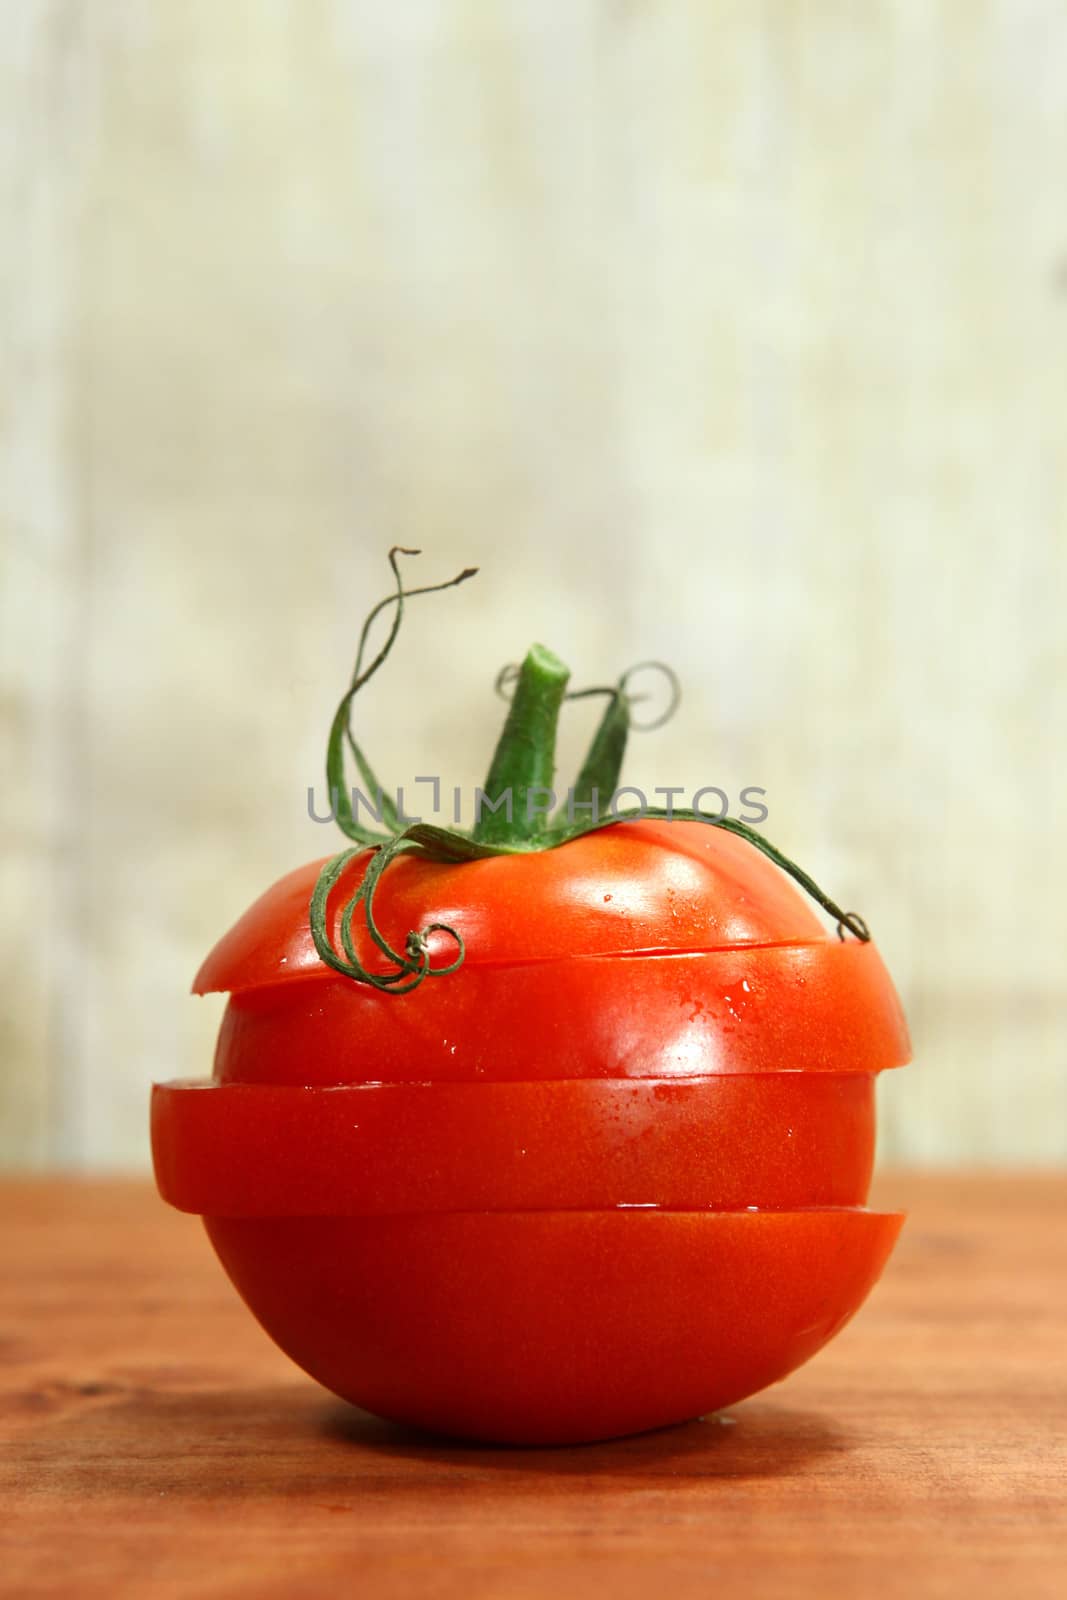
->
[[152, 1072, 875, 1217]]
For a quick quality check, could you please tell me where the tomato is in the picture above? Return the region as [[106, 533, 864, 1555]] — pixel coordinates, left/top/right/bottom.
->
[[197, 822, 907, 1092], [157, 821, 909, 1443], [154, 568, 912, 1445], [194, 821, 845, 993], [210, 945, 906, 1086], [204, 1208, 904, 1445], [152, 1073, 877, 1215]]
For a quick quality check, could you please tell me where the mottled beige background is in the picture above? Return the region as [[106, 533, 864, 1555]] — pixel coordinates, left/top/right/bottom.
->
[[3, 2, 1065, 1170]]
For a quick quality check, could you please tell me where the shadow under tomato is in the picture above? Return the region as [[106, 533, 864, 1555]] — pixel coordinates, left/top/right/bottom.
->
[[5, 1378, 847, 1502], [320, 1395, 849, 1481]]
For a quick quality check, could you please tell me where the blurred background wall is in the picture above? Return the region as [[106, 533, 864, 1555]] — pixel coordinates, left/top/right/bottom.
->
[[2, 1, 1065, 1171]]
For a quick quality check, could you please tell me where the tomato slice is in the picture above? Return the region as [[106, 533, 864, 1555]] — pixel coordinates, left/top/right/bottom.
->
[[193, 821, 834, 995], [212, 941, 909, 1085], [204, 1207, 904, 1444], [152, 1074, 876, 1215]]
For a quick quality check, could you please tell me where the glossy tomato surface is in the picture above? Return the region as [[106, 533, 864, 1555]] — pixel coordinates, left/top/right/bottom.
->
[[195, 821, 847, 992], [153, 1073, 876, 1215], [204, 1208, 904, 1445], [211, 944, 907, 1085], [194, 821, 908, 1102]]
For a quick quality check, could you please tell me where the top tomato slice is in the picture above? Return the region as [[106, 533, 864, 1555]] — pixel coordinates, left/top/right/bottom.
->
[[194, 820, 837, 994]]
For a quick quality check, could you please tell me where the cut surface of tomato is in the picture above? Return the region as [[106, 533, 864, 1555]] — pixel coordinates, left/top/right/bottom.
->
[[152, 1074, 876, 1216], [204, 1207, 904, 1445]]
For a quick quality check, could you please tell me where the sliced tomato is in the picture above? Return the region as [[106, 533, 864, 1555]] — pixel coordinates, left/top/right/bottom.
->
[[152, 1074, 876, 1216], [212, 941, 908, 1086], [193, 821, 834, 994], [204, 1207, 904, 1444], [174, 813, 908, 1444]]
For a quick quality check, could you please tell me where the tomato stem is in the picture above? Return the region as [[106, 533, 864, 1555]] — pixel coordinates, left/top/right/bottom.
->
[[308, 551, 872, 994], [563, 686, 630, 826], [472, 644, 571, 846]]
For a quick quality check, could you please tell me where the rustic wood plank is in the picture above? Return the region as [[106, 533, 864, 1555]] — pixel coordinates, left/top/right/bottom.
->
[[2, 1174, 1064, 1598]]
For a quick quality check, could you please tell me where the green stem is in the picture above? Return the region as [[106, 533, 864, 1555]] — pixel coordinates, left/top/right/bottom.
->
[[472, 643, 570, 846], [559, 687, 630, 826]]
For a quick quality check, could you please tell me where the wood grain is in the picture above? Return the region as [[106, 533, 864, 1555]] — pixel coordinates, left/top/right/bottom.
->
[[2, 1174, 1065, 1598]]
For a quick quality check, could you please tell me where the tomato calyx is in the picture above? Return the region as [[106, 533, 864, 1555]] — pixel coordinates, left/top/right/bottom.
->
[[309, 549, 871, 994]]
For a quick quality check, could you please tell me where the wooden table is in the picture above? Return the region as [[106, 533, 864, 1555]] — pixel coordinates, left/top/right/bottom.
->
[[3, 1175, 1064, 1598]]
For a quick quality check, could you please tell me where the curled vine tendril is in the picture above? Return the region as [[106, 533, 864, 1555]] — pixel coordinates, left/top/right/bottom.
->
[[495, 659, 680, 730]]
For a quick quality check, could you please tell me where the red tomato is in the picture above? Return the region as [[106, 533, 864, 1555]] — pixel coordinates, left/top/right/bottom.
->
[[157, 817, 910, 1443], [194, 821, 851, 991], [210, 946, 906, 1086], [204, 1208, 904, 1445], [152, 1073, 876, 1214], [197, 821, 907, 1090]]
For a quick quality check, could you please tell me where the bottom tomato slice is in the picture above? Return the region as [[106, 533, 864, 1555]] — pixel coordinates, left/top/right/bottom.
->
[[153, 1074, 876, 1214], [205, 1208, 904, 1445]]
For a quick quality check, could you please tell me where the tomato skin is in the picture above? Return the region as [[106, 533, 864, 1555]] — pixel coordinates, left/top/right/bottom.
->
[[152, 1074, 876, 1216], [212, 943, 908, 1086], [204, 1208, 903, 1445], [193, 821, 834, 995]]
